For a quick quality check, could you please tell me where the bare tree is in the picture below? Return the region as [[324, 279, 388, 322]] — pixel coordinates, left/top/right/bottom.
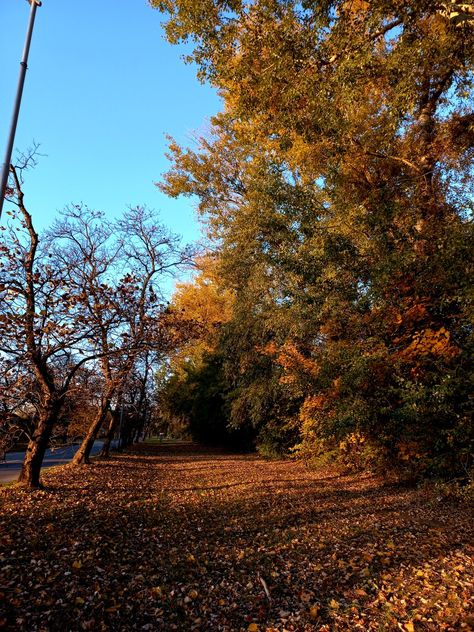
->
[[50, 205, 192, 466], [0, 159, 103, 487]]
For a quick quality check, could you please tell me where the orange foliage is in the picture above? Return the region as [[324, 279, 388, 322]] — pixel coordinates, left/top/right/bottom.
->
[[394, 303, 430, 327], [398, 327, 460, 361], [262, 341, 320, 382]]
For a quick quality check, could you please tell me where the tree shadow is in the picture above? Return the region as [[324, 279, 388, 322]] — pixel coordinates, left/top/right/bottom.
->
[[1, 444, 472, 631]]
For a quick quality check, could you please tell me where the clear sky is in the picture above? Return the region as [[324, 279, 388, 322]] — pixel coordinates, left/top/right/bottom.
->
[[0, 0, 220, 251]]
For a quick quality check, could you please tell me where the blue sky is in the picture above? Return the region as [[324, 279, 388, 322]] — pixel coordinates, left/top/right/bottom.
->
[[0, 0, 220, 251]]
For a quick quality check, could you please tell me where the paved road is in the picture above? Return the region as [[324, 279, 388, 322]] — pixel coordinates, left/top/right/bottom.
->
[[0, 440, 115, 484]]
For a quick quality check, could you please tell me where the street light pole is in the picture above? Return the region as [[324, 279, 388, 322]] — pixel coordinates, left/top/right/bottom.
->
[[0, 0, 42, 220]]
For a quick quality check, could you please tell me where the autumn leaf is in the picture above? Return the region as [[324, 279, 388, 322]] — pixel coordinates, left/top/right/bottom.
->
[[309, 605, 320, 619]]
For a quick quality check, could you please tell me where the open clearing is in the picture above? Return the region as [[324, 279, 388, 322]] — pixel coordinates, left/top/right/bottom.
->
[[1, 443, 473, 631]]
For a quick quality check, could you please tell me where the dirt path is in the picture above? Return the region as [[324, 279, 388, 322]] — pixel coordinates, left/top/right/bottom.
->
[[1, 443, 473, 631]]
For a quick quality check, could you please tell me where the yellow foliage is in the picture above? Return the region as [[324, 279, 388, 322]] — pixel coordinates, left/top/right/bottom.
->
[[167, 254, 235, 368], [300, 395, 327, 421], [339, 432, 366, 452], [173, 255, 235, 329], [342, 0, 369, 15]]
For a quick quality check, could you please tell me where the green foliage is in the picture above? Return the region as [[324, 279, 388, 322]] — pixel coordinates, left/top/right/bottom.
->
[[257, 419, 300, 459], [157, 352, 255, 449]]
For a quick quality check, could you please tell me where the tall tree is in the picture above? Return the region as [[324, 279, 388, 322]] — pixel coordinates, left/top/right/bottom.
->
[[153, 0, 474, 473]]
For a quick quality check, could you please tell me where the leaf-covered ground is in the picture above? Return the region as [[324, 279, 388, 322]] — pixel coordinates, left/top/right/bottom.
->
[[1, 442, 473, 631]]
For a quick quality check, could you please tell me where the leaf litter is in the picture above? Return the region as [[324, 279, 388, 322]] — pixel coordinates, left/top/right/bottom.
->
[[0, 442, 473, 631]]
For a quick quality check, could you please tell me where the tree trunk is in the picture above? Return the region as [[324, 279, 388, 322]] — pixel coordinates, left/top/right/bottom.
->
[[71, 401, 110, 466], [18, 411, 56, 488], [100, 410, 118, 458]]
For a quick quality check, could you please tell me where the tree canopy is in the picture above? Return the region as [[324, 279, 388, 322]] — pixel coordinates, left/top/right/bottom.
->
[[153, 0, 474, 476]]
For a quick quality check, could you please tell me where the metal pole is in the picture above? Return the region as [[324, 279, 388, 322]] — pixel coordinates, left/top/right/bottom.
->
[[0, 1, 42, 220]]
